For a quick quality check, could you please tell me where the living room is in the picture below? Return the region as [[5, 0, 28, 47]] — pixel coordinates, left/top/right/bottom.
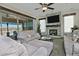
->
[[0, 3, 79, 56]]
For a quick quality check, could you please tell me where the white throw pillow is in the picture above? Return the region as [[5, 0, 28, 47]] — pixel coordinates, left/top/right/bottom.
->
[[17, 31, 32, 42], [17, 31, 40, 42]]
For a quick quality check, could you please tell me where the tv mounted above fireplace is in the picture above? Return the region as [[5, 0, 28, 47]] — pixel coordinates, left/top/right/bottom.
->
[[47, 15, 59, 23]]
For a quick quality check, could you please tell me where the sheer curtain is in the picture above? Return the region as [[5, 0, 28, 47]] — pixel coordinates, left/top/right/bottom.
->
[[64, 15, 74, 33]]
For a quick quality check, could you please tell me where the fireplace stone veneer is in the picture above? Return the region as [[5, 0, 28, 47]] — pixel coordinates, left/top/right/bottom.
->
[[47, 26, 61, 36], [46, 12, 61, 37]]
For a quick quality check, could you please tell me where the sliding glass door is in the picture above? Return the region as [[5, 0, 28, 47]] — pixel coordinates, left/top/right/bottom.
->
[[8, 22, 17, 35], [0, 11, 33, 36]]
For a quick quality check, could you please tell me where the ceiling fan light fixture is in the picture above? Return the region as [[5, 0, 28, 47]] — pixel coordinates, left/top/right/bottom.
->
[[42, 7, 47, 10], [35, 3, 54, 12]]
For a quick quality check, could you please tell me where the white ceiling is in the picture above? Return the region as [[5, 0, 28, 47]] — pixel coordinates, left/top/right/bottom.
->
[[1, 3, 79, 18]]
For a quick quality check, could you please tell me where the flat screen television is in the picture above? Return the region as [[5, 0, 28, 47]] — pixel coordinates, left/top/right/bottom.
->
[[47, 15, 59, 23]]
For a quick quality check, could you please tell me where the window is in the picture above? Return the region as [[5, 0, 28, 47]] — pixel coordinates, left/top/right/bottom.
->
[[8, 22, 17, 35], [64, 15, 74, 33], [40, 19, 46, 32], [26, 20, 33, 30], [1, 22, 7, 36], [0, 12, 33, 35], [23, 19, 33, 30], [18, 23, 22, 31]]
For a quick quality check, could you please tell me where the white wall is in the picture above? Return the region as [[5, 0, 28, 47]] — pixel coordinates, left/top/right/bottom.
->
[[33, 18, 39, 32], [33, 19, 38, 32]]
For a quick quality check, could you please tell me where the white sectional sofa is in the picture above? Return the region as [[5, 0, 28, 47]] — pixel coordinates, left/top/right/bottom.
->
[[0, 36, 48, 56], [0, 36, 28, 56], [64, 35, 73, 56], [64, 30, 79, 56], [17, 31, 53, 56], [72, 30, 79, 56], [0, 30, 53, 56]]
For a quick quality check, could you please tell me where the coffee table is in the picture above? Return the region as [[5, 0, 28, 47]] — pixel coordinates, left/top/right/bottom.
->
[[40, 36, 52, 41]]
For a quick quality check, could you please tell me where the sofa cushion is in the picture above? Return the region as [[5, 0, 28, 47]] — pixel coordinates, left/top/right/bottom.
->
[[32, 47, 47, 56], [0, 36, 28, 56], [27, 40, 53, 55], [64, 36, 73, 56], [74, 43, 79, 54], [17, 31, 53, 56], [22, 43, 38, 55], [17, 31, 40, 42]]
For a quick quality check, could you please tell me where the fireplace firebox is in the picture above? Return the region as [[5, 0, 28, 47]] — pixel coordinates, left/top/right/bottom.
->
[[49, 29, 57, 36]]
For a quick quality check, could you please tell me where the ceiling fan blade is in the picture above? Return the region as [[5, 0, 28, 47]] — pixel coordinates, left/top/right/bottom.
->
[[48, 3, 54, 6], [48, 7, 54, 10], [35, 8, 40, 10], [40, 3, 43, 5]]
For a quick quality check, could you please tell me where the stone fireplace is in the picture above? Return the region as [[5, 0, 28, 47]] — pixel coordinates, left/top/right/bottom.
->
[[46, 12, 61, 37], [46, 25, 61, 36]]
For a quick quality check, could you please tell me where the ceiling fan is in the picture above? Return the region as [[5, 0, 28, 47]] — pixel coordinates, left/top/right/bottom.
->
[[35, 3, 54, 12]]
